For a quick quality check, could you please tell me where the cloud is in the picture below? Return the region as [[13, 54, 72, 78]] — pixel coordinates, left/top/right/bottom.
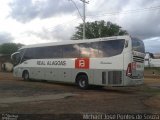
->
[[87, 0, 160, 40], [87, 0, 130, 15], [87, 0, 160, 53], [7, 0, 160, 53], [9, 0, 160, 39], [118, 0, 160, 39], [25, 25, 74, 41], [119, 6, 160, 39], [9, 0, 81, 23], [0, 32, 14, 44], [144, 37, 160, 53]]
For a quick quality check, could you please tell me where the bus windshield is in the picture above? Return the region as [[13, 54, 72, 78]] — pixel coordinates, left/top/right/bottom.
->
[[132, 37, 145, 53]]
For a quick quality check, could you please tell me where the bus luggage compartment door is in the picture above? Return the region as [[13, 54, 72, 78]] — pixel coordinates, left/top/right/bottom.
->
[[108, 71, 122, 85]]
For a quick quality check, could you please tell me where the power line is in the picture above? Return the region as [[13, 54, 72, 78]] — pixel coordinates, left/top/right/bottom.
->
[[46, 5, 160, 32], [48, 17, 80, 31], [68, 0, 88, 39], [87, 5, 160, 18], [68, 0, 83, 20]]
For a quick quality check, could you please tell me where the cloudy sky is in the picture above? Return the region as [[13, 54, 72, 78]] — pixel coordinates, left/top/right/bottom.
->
[[0, 0, 160, 53]]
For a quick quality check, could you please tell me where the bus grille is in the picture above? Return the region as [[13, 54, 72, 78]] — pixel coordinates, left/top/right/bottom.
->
[[108, 71, 122, 84], [133, 56, 144, 63]]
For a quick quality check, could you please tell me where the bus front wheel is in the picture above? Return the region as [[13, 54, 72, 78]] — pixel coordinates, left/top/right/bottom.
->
[[76, 75, 89, 89], [23, 71, 29, 80]]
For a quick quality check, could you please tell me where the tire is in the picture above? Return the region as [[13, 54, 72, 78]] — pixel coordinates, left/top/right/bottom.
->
[[23, 71, 29, 80], [76, 75, 89, 89]]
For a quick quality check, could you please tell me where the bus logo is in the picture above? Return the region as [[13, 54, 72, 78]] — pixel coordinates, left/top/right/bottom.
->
[[79, 60, 85, 67], [75, 58, 89, 69]]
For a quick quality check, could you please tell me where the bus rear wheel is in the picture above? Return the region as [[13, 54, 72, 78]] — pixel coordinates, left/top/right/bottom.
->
[[23, 71, 29, 80], [76, 75, 89, 89]]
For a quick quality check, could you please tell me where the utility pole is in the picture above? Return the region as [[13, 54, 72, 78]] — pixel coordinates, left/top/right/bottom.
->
[[69, 0, 89, 39], [80, 0, 89, 39], [82, 0, 86, 39]]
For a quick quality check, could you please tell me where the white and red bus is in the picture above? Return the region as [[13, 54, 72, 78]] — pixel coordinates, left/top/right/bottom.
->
[[11, 35, 145, 89]]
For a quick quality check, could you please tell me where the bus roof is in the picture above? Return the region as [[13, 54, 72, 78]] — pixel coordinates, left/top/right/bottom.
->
[[20, 35, 130, 49]]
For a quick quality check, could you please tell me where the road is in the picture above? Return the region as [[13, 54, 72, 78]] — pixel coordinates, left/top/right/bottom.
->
[[0, 72, 160, 119]]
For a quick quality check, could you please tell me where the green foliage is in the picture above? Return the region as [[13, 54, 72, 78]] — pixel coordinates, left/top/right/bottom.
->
[[71, 20, 128, 40], [0, 43, 24, 55]]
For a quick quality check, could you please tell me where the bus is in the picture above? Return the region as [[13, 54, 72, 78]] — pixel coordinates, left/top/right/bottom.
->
[[11, 35, 145, 89]]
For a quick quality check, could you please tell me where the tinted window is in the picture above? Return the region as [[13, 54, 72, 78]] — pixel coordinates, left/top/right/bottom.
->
[[62, 44, 79, 58], [90, 42, 100, 57], [99, 39, 125, 57], [22, 39, 125, 60], [22, 48, 35, 61], [79, 43, 90, 58], [35, 46, 62, 59], [132, 38, 145, 53], [51, 46, 62, 58], [18, 49, 25, 61], [78, 42, 100, 58], [18, 49, 25, 63], [22, 46, 62, 60]]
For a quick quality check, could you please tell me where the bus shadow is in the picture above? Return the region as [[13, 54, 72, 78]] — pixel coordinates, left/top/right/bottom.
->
[[21, 79, 138, 94], [89, 85, 138, 94]]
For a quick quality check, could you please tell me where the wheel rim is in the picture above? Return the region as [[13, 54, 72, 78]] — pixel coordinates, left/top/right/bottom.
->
[[79, 79, 86, 88]]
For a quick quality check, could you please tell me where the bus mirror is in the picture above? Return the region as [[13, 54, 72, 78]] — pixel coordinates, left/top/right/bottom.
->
[[11, 52, 21, 65], [11, 52, 19, 60], [125, 41, 128, 48]]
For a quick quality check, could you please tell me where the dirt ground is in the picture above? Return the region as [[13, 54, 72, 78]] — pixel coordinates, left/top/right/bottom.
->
[[0, 71, 160, 119]]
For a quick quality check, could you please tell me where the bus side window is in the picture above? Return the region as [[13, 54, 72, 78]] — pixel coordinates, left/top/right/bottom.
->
[[90, 42, 100, 58], [99, 39, 125, 57], [79, 43, 90, 58], [62, 44, 79, 58], [34, 46, 62, 59], [50, 46, 62, 58], [22, 48, 35, 61]]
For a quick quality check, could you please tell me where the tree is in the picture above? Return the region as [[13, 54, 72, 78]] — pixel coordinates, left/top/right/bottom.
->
[[0, 43, 23, 55], [71, 20, 128, 40]]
